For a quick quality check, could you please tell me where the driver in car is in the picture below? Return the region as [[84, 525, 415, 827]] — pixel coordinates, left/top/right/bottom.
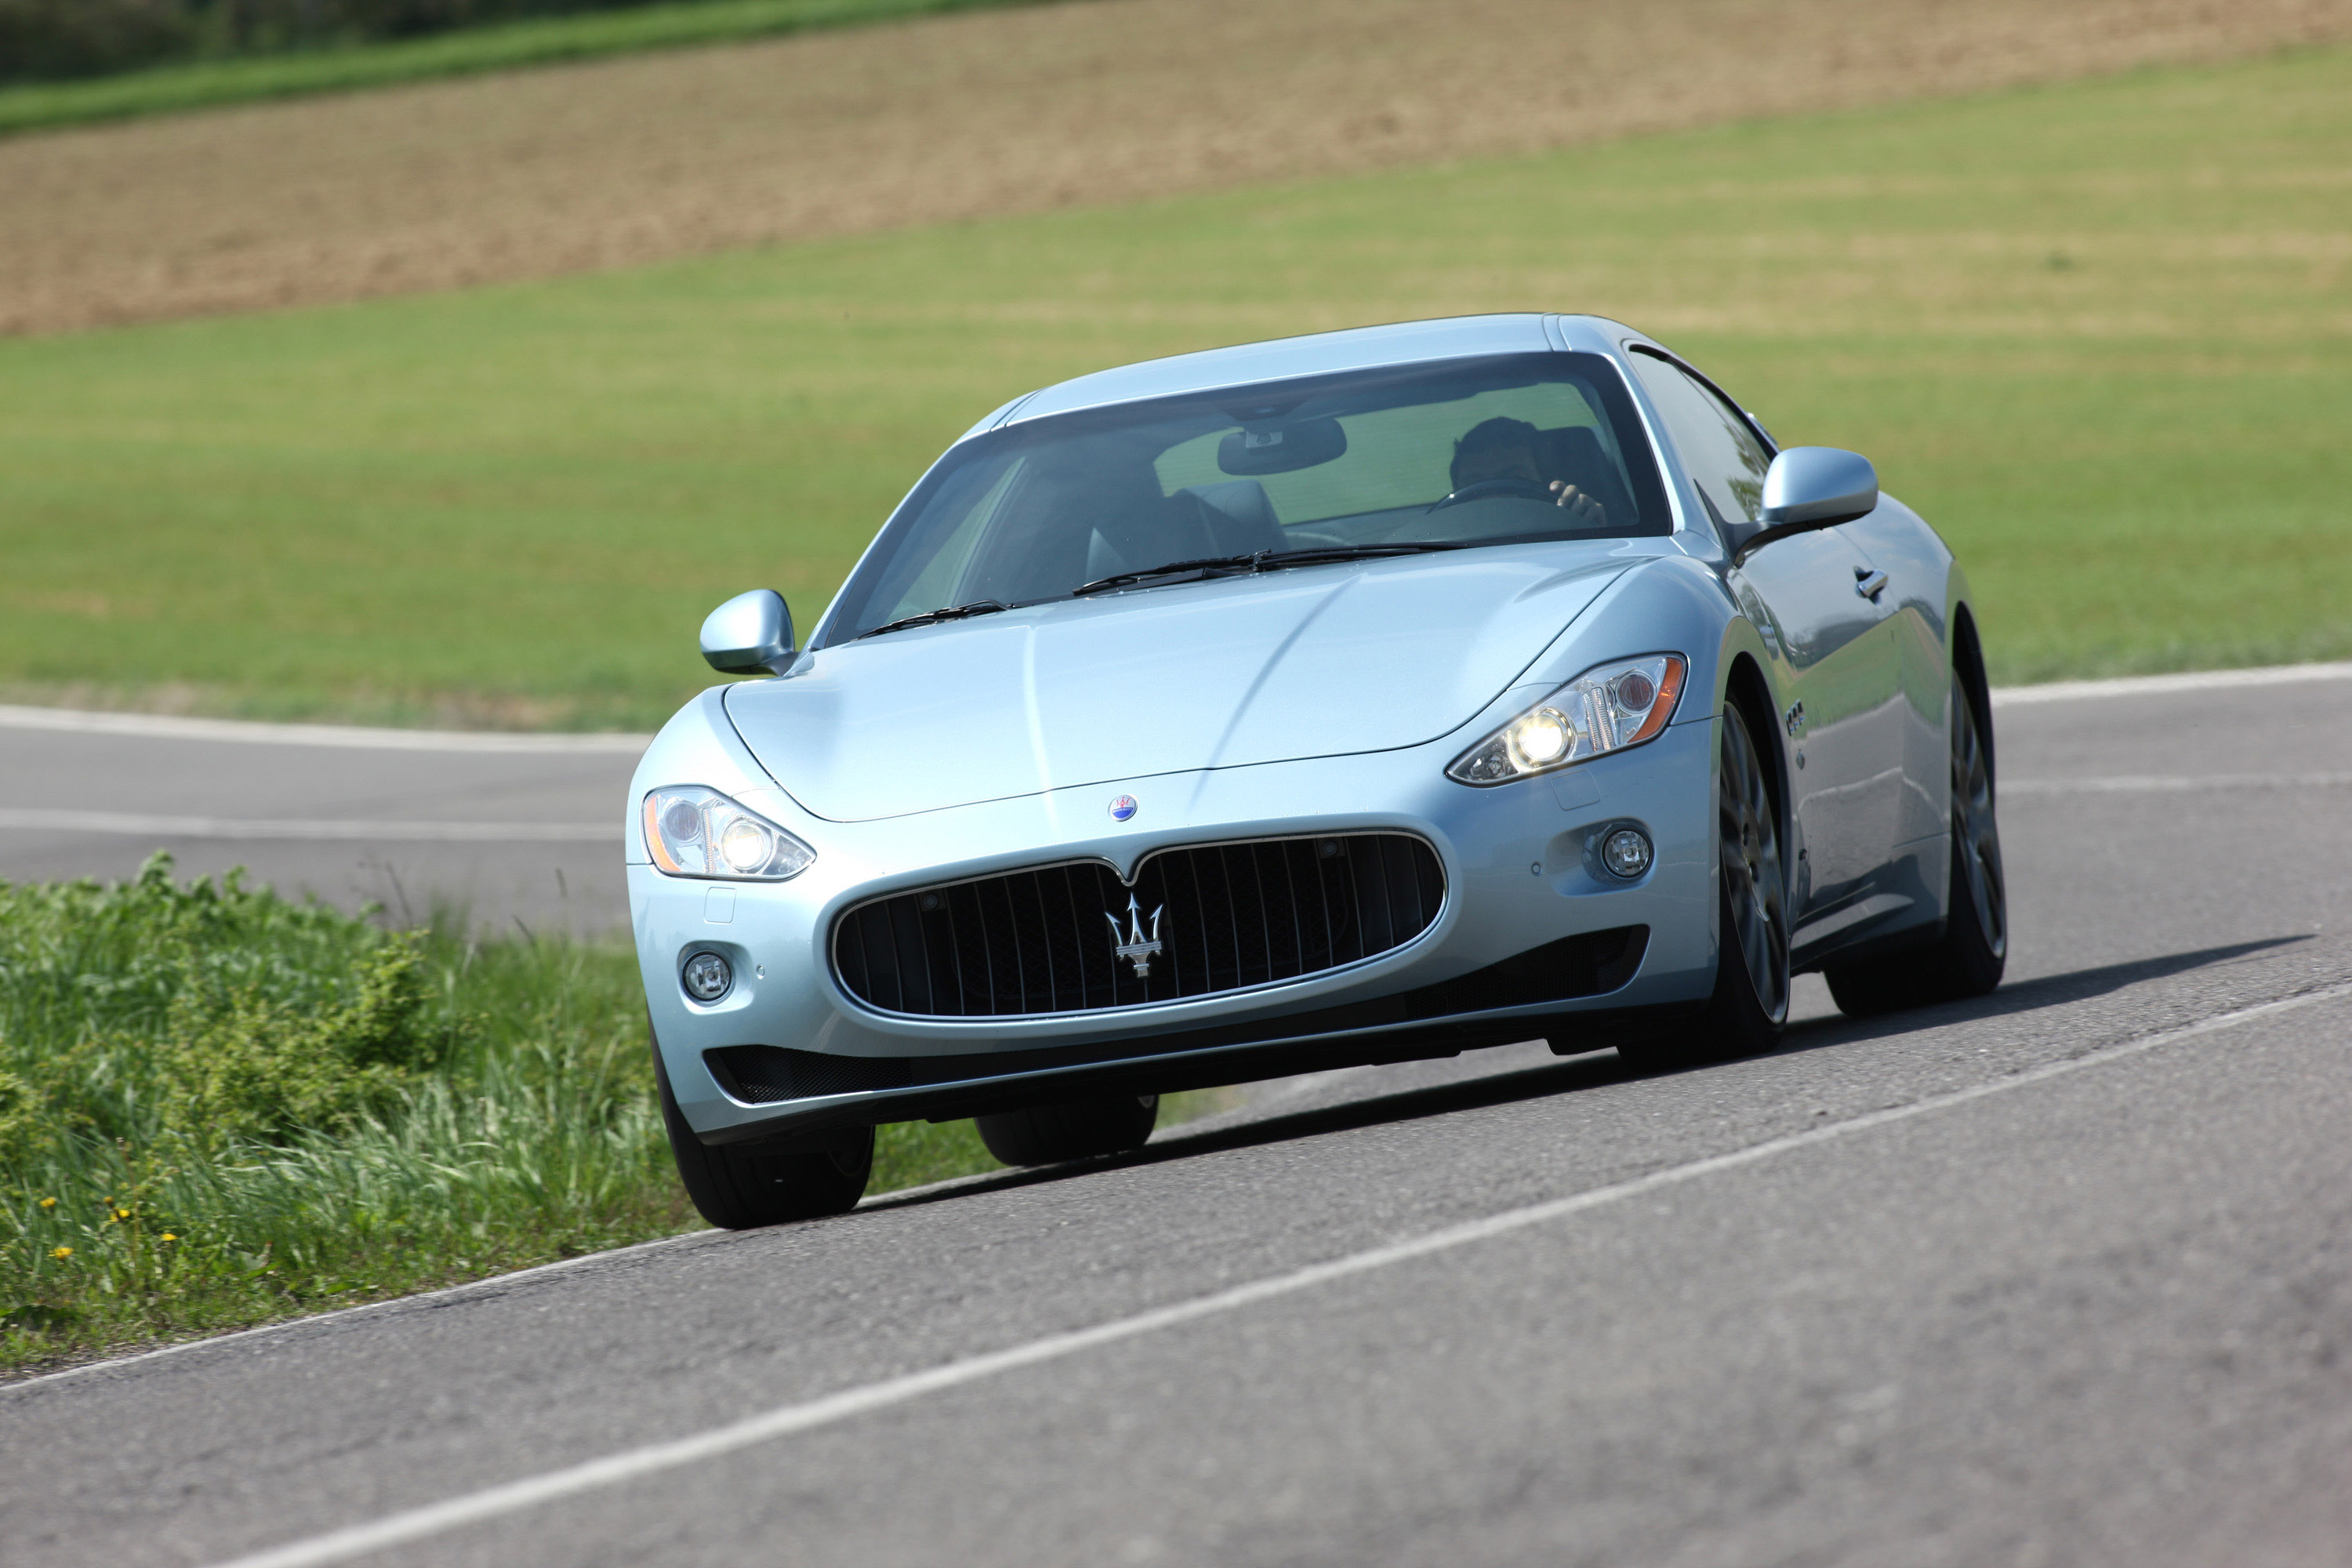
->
[[1449, 416, 1608, 526]]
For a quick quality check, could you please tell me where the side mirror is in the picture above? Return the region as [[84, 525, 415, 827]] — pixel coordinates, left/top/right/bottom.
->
[[699, 589, 794, 675], [1732, 447, 1879, 564]]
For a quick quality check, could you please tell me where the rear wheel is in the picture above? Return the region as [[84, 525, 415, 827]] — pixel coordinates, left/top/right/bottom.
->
[[654, 1036, 872, 1229], [1824, 673, 2006, 1016], [976, 1094, 1160, 1167], [1620, 702, 1788, 1070]]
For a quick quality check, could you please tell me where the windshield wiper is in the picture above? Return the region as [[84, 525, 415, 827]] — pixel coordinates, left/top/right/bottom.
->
[[855, 600, 1010, 640], [1254, 542, 1468, 568], [1073, 554, 1262, 596], [1073, 541, 1467, 597]]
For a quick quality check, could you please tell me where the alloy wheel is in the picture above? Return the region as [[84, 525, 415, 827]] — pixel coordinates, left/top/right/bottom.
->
[[1719, 708, 1790, 1025], [1951, 680, 2007, 959]]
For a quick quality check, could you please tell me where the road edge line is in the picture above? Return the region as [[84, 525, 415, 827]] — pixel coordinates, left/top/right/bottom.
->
[[2, 662, 2347, 752], [1989, 661, 2352, 706], [196, 980, 2352, 1568]]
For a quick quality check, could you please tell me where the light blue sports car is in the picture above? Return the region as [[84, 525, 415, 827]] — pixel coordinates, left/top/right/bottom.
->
[[627, 314, 2005, 1227]]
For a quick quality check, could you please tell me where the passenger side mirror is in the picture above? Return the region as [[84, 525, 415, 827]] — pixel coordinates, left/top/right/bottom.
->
[[700, 589, 795, 675], [1731, 447, 1879, 564]]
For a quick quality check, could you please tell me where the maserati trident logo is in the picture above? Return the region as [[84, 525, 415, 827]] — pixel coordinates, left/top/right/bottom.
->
[[1106, 893, 1165, 978]]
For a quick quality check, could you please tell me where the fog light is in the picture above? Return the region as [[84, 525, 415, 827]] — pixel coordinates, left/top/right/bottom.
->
[[1599, 826, 1653, 880], [681, 950, 733, 1002]]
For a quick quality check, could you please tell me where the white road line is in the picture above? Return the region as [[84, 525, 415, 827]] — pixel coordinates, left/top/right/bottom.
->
[[0, 704, 649, 753], [0, 663, 2342, 755], [2004, 773, 2352, 796], [1989, 662, 2352, 706], [198, 981, 2352, 1568], [0, 808, 615, 842]]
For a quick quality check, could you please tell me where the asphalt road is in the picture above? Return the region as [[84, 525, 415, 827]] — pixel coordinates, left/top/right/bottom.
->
[[6, 666, 2352, 1567], [0, 706, 644, 934]]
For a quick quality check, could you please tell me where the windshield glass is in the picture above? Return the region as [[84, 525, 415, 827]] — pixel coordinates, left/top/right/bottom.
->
[[819, 351, 1671, 646]]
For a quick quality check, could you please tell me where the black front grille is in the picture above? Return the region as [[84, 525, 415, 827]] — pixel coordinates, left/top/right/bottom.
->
[[832, 832, 1445, 1018]]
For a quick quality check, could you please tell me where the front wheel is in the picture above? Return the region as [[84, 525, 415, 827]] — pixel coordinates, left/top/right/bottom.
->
[[1620, 703, 1788, 1071], [977, 1094, 1160, 1167], [1824, 673, 2006, 1016], [654, 1036, 872, 1229]]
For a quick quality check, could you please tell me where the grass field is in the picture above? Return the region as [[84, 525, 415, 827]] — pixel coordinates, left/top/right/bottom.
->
[[0, 0, 1048, 136], [0, 45, 2346, 728], [0, 858, 1227, 1372]]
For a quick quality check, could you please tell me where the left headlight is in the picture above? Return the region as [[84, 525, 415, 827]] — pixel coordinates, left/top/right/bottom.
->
[[1446, 653, 1688, 786], [641, 786, 816, 880]]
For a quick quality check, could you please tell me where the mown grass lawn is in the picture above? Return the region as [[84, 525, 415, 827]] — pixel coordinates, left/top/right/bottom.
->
[[0, 45, 2346, 728]]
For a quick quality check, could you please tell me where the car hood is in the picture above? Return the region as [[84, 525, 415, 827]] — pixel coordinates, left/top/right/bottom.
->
[[726, 547, 1635, 822]]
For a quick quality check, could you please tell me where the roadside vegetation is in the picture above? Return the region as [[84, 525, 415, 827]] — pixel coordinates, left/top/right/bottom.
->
[[0, 46, 2345, 727], [0, 0, 1047, 136], [0, 856, 1073, 1374]]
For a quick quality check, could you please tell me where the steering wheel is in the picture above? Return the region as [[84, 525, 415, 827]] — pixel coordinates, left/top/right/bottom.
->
[[1427, 477, 1554, 512]]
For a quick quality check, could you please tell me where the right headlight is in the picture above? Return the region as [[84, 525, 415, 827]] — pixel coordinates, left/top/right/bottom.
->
[[1446, 653, 1688, 786], [641, 785, 816, 880]]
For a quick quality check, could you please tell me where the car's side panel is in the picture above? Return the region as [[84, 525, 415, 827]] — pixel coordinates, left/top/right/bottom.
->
[[1730, 525, 1900, 922], [1846, 495, 1958, 848]]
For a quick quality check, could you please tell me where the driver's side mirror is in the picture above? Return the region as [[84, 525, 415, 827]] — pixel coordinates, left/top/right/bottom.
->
[[700, 589, 795, 675], [1730, 447, 1879, 564]]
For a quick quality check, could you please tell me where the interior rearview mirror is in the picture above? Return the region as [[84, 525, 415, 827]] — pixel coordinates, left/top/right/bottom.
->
[[700, 589, 795, 675], [1218, 417, 1347, 475], [1731, 447, 1880, 564]]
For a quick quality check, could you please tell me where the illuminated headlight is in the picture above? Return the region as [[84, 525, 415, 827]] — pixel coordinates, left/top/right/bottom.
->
[[641, 786, 815, 880], [1447, 654, 1688, 786]]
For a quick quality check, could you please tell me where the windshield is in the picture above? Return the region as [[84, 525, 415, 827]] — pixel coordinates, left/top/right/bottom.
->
[[819, 351, 1671, 646]]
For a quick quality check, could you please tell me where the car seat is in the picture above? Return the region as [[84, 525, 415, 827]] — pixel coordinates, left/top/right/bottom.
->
[[1181, 481, 1287, 555]]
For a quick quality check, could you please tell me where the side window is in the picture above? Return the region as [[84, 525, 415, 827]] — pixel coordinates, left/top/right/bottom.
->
[[1628, 351, 1771, 529]]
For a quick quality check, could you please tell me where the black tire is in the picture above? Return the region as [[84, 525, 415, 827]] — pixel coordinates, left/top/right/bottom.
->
[[654, 1036, 872, 1229], [1620, 702, 1789, 1071], [1824, 673, 2007, 1016], [975, 1093, 1160, 1167]]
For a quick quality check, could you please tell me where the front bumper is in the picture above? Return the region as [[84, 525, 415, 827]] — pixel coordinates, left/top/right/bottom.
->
[[632, 715, 1719, 1144]]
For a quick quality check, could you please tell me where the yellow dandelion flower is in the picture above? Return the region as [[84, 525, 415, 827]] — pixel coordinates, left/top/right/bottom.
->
[[38, 1196, 56, 1209], [114, 1208, 131, 1221], [50, 1246, 72, 1261], [162, 1233, 178, 1243]]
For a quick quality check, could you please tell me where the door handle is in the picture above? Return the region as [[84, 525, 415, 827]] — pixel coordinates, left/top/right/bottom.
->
[[1853, 567, 1888, 601]]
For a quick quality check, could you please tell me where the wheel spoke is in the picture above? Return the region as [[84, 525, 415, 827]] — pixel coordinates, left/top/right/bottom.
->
[[1950, 680, 2006, 956], [1719, 710, 1788, 1025]]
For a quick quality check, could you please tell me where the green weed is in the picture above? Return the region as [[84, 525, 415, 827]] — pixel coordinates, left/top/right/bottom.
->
[[0, 856, 1098, 1373]]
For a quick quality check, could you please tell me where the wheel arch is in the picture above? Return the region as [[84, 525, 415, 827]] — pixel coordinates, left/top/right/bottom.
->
[[1949, 598, 1994, 785], [1717, 647, 1788, 845]]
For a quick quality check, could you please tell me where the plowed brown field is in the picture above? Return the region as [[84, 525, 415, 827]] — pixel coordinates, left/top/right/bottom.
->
[[4, 0, 2348, 336]]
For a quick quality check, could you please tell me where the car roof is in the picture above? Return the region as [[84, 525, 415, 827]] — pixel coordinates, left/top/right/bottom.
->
[[971, 314, 1632, 436]]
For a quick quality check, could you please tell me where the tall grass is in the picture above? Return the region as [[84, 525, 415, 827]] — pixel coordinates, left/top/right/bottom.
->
[[0, 857, 1014, 1372]]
